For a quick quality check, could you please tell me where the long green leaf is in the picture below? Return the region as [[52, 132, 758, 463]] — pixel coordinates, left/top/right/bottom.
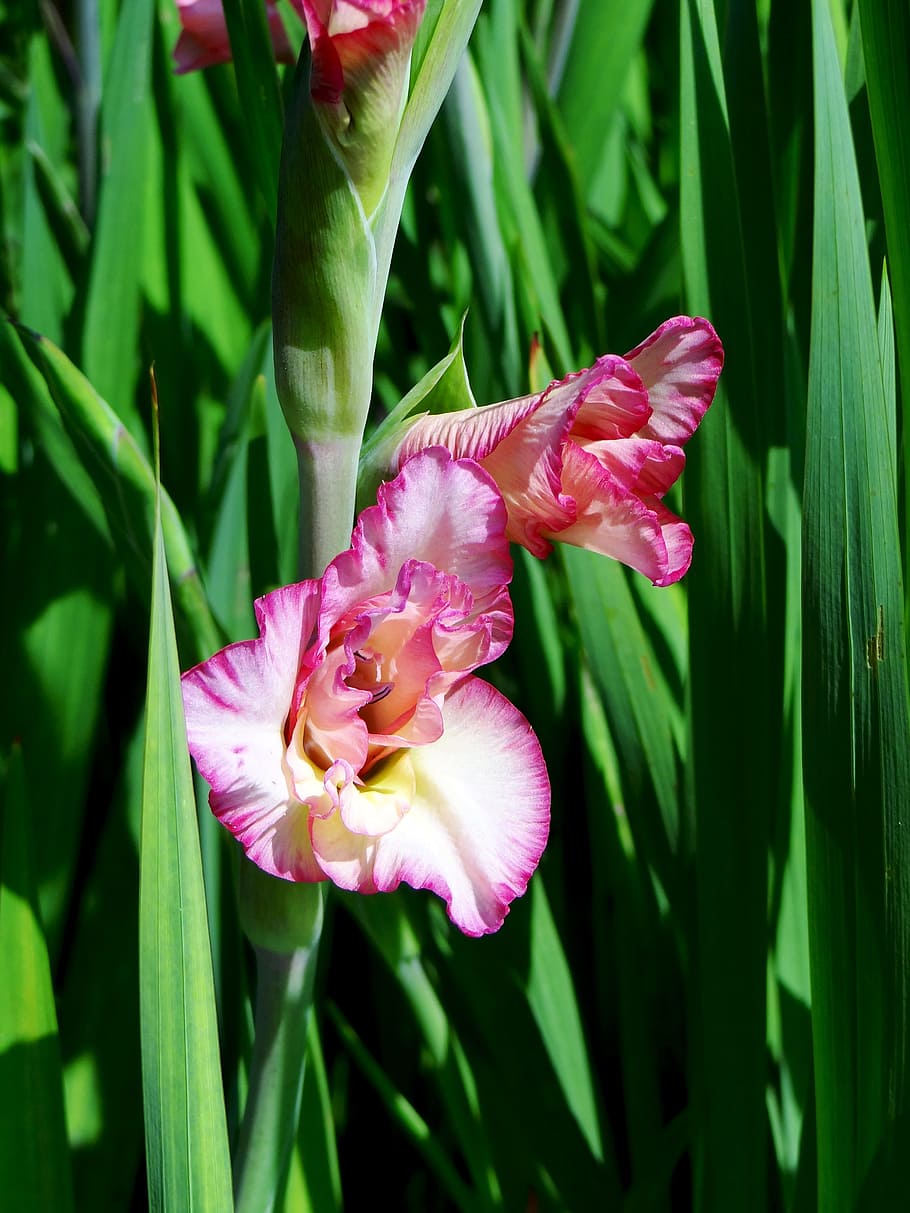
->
[[679, 1, 783, 1207], [856, 0, 910, 590], [802, 1, 910, 1204], [16, 327, 222, 662], [221, 0, 284, 221], [565, 549, 682, 902], [139, 414, 233, 1212], [81, 0, 153, 436], [0, 746, 74, 1213], [555, 0, 655, 199]]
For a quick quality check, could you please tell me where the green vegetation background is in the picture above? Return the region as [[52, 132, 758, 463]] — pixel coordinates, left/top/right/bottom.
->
[[2, 0, 909, 1208]]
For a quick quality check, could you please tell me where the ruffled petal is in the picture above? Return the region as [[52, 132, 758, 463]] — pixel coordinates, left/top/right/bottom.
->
[[566, 355, 651, 442], [372, 678, 550, 935], [553, 443, 690, 586], [311, 679, 550, 935], [625, 316, 724, 445], [326, 449, 513, 638], [181, 581, 323, 881], [584, 436, 687, 499]]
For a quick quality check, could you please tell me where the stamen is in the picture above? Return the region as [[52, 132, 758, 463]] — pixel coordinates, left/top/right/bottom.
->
[[369, 684, 393, 704]]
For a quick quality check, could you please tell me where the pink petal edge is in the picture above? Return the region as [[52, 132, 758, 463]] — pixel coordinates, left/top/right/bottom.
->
[[313, 676, 551, 935]]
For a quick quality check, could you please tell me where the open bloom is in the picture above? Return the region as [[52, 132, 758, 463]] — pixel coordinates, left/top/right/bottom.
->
[[182, 450, 550, 936], [393, 317, 724, 586], [173, 0, 297, 73]]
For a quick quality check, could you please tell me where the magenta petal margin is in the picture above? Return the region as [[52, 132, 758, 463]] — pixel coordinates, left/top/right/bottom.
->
[[182, 450, 550, 935], [395, 316, 724, 586]]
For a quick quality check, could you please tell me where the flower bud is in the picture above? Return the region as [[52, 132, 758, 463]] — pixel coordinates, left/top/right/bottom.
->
[[299, 0, 426, 217], [272, 2, 425, 465]]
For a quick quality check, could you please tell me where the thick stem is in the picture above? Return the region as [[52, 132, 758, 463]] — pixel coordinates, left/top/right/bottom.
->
[[295, 435, 362, 578], [232, 941, 322, 1213]]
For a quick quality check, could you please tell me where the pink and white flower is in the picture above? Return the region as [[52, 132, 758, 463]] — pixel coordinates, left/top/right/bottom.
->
[[173, 0, 297, 73], [393, 317, 724, 587], [182, 450, 550, 936]]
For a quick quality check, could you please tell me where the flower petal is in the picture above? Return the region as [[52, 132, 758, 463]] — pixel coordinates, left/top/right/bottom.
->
[[396, 394, 541, 464], [327, 448, 513, 640], [181, 581, 324, 881], [173, 0, 294, 73], [553, 443, 693, 585], [625, 315, 724, 445], [312, 678, 550, 935], [565, 355, 651, 442]]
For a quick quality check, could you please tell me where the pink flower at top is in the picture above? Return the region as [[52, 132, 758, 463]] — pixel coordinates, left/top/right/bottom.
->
[[173, 0, 298, 73], [182, 450, 550, 936], [394, 317, 724, 587]]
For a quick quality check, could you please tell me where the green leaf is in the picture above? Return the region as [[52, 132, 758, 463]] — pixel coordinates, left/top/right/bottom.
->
[[801, 1, 910, 1203], [555, 0, 656, 199], [357, 314, 477, 507], [81, 0, 154, 436], [442, 57, 522, 395], [326, 1000, 479, 1213], [679, 1, 785, 1206], [565, 549, 682, 901], [16, 327, 222, 662], [526, 878, 604, 1164], [856, 0, 910, 574], [221, 0, 284, 221], [372, 0, 484, 357], [139, 420, 233, 1212], [396, 0, 483, 183], [0, 746, 74, 1213]]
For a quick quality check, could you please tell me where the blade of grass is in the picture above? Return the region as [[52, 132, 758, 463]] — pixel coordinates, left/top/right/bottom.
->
[[856, 0, 910, 604], [16, 327, 222, 661], [0, 746, 74, 1213], [139, 387, 233, 1212], [221, 0, 284, 222], [554, 0, 655, 199], [801, 1, 910, 1203], [80, 0, 153, 437], [679, 1, 785, 1206], [566, 549, 683, 899]]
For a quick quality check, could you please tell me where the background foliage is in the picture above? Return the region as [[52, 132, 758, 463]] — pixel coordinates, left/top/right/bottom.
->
[[2, 0, 909, 1208]]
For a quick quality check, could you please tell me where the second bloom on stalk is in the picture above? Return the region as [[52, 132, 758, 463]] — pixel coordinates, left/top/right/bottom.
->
[[391, 317, 724, 587], [182, 450, 550, 936]]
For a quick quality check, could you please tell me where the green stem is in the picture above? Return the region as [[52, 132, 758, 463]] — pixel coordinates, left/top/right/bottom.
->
[[233, 943, 322, 1213], [295, 435, 362, 578], [233, 867, 324, 1212]]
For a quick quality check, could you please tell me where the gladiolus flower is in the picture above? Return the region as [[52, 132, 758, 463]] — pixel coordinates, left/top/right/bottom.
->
[[392, 317, 724, 587], [173, 0, 297, 73], [182, 450, 550, 936]]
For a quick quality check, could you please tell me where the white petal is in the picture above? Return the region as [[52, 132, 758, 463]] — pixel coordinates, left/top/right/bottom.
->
[[371, 678, 550, 935]]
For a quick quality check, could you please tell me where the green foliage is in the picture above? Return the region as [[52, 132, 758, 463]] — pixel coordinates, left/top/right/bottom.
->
[[139, 419, 233, 1210], [2, 0, 908, 1208]]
